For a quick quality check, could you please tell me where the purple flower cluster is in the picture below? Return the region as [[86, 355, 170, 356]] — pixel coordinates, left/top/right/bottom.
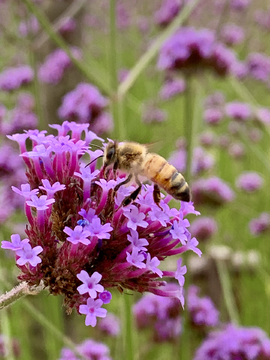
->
[[58, 83, 113, 135], [246, 52, 270, 83], [192, 177, 235, 207], [187, 285, 219, 328], [133, 283, 183, 342], [2, 121, 201, 326], [225, 101, 252, 121], [193, 323, 270, 360], [157, 27, 239, 76], [18, 16, 39, 37], [58, 17, 76, 35], [38, 47, 82, 84], [154, 0, 183, 27], [0, 65, 34, 91], [59, 338, 112, 360], [190, 216, 218, 242], [142, 103, 168, 123], [236, 171, 264, 193], [249, 212, 270, 236], [230, 0, 250, 11]]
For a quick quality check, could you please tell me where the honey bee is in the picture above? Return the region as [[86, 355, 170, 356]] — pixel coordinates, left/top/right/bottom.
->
[[103, 141, 190, 207]]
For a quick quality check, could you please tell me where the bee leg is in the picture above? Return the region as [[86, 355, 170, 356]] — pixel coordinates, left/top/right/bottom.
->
[[153, 184, 162, 209], [114, 173, 133, 193], [122, 175, 142, 207]]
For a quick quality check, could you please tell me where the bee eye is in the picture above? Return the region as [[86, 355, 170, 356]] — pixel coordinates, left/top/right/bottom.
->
[[106, 148, 115, 161]]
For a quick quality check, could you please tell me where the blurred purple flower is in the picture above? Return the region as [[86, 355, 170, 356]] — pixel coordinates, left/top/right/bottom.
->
[[159, 77, 186, 100], [249, 212, 270, 236], [256, 107, 270, 125], [59, 339, 112, 360], [225, 101, 252, 121], [230, 0, 250, 11], [59, 17, 76, 35], [38, 47, 81, 84], [228, 142, 245, 159], [193, 323, 270, 360], [157, 27, 239, 76], [203, 107, 224, 125], [18, 16, 39, 37], [246, 52, 270, 82], [187, 285, 219, 328], [142, 103, 168, 123], [98, 313, 121, 337], [204, 92, 225, 108], [199, 131, 216, 147], [58, 83, 113, 134], [190, 217, 218, 242], [155, 0, 183, 27], [236, 171, 264, 193], [0, 65, 34, 91], [192, 176, 235, 206], [220, 24, 245, 46]]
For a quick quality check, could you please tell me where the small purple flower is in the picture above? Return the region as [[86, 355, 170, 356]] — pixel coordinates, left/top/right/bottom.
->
[[63, 226, 91, 245], [146, 254, 163, 277], [246, 52, 270, 82], [87, 217, 113, 239], [18, 16, 39, 37], [190, 217, 218, 242], [77, 270, 104, 298], [39, 179, 66, 198], [12, 184, 39, 200], [236, 171, 264, 193], [99, 291, 112, 304], [123, 206, 148, 230], [16, 242, 43, 267], [1, 234, 29, 251], [256, 107, 270, 124], [170, 219, 188, 245], [126, 248, 146, 269], [175, 258, 187, 286], [142, 103, 167, 124], [230, 0, 250, 11], [203, 108, 224, 125], [59, 339, 112, 360], [79, 298, 107, 327], [127, 229, 149, 251], [26, 195, 55, 210]]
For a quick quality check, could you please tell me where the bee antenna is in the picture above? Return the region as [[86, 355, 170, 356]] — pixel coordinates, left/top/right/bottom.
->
[[85, 155, 104, 167], [89, 144, 104, 151]]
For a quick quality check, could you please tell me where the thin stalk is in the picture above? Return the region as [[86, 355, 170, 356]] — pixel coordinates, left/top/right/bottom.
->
[[184, 75, 202, 183], [123, 294, 134, 360], [1, 309, 15, 360], [109, 0, 125, 140], [216, 259, 240, 325], [117, 0, 201, 100], [21, 0, 111, 96]]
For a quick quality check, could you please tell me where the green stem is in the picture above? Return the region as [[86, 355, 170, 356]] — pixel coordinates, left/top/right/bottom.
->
[[1, 309, 15, 360], [216, 259, 240, 325], [109, 0, 125, 139], [124, 294, 134, 360], [117, 0, 201, 100], [21, 0, 111, 96]]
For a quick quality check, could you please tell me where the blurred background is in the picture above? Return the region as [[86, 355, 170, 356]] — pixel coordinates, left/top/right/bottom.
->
[[0, 0, 270, 359]]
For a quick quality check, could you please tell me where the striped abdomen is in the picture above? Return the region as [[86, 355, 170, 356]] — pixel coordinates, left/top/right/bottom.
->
[[142, 153, 190, 202]]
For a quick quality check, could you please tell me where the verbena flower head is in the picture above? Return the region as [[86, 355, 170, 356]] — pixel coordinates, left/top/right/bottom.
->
[[154, 0, 183, 27], [236, 171, 264, 193], [58, 338, 112, 360], [249, 212, 270, 236], [157, 27, 239, 76], [246, 52, 270, 83], [3, 122, 200, 326], [159, 77, 186, 100], [220, 24, 245, 46], [193, 323, 270, 360], [192, 177, 235, 207], [38, 47, 81, 85], [190, 217, 218, 242], [187, 285, 219, 329], [97, 312, 121, 337], [0, 65, 34, 92], [133, 283, 182, 342], [225, 101, 252, 121], [58, 83, 113, 134]]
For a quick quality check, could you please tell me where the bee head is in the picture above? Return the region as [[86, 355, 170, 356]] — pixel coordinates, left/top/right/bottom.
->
[[103, 141, 117, 168]]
